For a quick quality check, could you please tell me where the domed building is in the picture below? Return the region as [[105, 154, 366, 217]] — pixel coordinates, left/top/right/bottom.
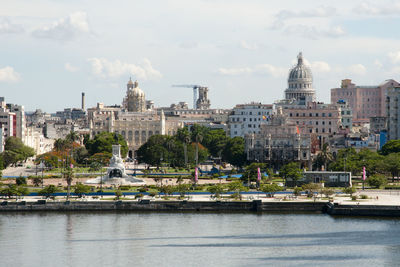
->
[[123, 78, 146, 112], [284, 52, 316, 103]]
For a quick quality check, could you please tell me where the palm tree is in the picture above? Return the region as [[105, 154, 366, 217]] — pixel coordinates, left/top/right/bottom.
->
[[63, 165, 73, 201], [320, 143, 333, 171]]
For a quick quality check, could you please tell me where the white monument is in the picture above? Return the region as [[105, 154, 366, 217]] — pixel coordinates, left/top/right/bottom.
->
[[86, 145, 145, 186]]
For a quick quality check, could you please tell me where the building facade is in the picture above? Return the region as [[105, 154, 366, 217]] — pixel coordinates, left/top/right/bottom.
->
[[331, 79, 400, 125], [386, 87, 400, 140], [245, 108, 311, 169], [229, 103, 273, 138]]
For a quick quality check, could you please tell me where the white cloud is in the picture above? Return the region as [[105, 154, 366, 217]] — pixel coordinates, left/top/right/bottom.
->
[[217, 67, 252, 76], [239, 41, 258, 50], [87, 58, 162, 80], [0, 66, 20, 82], [388, 51, 400, 64], [32, 11, 90, 40], [64, 62, 79, 72], [284, 25, 345, 39], [348, 64, 367, 75], [254, 64, 287, 77], [374, 59, 383, 69], [310, 61, 331, 73], [0, 18, 24, 34], [354, 2, 400, 15], [271, 6, 336, 29], [218, 64, 286, 77]]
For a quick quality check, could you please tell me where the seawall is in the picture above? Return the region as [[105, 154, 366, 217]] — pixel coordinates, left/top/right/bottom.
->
[[0, 200, 326, 213], [1, 200, 400, 217]]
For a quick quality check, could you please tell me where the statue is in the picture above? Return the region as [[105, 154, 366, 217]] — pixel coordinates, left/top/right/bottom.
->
[[86, 145, 145, 186]]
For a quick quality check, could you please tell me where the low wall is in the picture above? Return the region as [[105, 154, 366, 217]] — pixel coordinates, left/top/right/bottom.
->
[[325, 202, 400, 217], [2, 201, 399, 217], [0, 200, 326, 213]]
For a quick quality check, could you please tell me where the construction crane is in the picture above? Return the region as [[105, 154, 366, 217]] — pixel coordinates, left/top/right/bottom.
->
[[172, 84, 203, 109]]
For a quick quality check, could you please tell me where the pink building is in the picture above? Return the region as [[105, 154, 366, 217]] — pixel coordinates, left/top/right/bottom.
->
[[331, 79, 400, 124]]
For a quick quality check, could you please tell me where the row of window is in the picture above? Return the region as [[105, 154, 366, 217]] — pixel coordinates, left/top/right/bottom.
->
[[235, 111, 271, 115], [296, 121, 332, 126], [289, 112, 333, 117]]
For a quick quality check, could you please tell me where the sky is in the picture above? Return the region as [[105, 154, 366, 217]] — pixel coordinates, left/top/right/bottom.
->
[[1, 0, 400, 112]]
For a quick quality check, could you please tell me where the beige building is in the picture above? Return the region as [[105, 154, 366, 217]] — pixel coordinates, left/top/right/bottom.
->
[[245, 107, 311, 169], [89, 79, 184, 158]]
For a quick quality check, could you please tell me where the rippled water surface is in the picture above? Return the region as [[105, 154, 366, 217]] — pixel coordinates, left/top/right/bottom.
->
[[1, 212, 400, 266]]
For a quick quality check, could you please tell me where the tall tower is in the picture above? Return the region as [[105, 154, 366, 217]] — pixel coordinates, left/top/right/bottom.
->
[[284, 52, 316, 103], [196, 87, 211, 110], [81, 92, 85, 110]]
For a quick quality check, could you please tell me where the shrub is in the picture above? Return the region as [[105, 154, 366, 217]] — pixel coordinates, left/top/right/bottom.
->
[[351, 195, 357, 201], [367, 174, 387, 189], [138, 187, 147, 192], [230, 192, 242, 200], [343, 186, 356, 196], [293, 186, 302, 196], [149, 192, 157, 197], [135, 193, 144, 199], [16, 177, 27, 185], [360, 194, 368, 199], [74, 183, 91, 197], [321, 188, 335, 198], [260, 184, 283, 197], [119, 186, 131, 191], [115, 190, 122, 200]]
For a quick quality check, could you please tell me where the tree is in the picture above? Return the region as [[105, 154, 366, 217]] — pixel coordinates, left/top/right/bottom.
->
[[137, 135, 169, 167], [175, 183, 190, 198], [208, 184, 224, 199], [38, 185, 60, 199], [313, 143, 333, 170], [31, 177, 42, 187], [381, 140, 400, 155], [115, 189, 123, 200], [2, 137, 35, 167], [367, 174, 387, 188], [85, 132, 128, 158], [343, 186, 356, 196], [202, 129, 228, 158], [280, 162, 303, 186], [222, 137, 246, 167], [242, 162, 267, 182], [74, 183, 91, 197], [260, 184, 283, 197], [384, 153, 400, 182], [63, 166, 73, 200], [0, 184, 18, 199]]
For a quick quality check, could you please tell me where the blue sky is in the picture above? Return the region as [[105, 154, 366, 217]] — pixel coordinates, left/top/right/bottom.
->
[[1, 0, 400, 112]]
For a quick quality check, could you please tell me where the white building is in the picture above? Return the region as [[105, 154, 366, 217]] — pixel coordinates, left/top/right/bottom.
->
[[229, 102, 274, 138], [24, 126, 54, 155]]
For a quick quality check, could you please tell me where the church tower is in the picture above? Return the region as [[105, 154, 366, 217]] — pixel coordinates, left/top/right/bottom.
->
[[124, 78, 146, 112]]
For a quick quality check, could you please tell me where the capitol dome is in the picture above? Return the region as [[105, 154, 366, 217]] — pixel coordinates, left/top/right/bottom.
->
[[285, 52, 316, 102]]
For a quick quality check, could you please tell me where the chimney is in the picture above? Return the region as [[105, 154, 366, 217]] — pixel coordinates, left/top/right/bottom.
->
[[81, 92, 85, 110]]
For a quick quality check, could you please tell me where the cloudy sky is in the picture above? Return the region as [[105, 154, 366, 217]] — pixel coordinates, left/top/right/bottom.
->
[[1, 0, 400, 112]]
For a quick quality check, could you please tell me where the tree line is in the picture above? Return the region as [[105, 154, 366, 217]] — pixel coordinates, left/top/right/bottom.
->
[[136, 125, 246, 168]]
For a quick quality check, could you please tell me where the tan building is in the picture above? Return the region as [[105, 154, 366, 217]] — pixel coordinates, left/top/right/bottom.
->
[[331, 79, 400, 125], [245, 107, 311, 169], [89, 80, 184, 158]]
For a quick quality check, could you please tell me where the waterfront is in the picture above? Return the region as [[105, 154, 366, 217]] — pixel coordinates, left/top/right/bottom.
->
[[1, 213, 400, 266]]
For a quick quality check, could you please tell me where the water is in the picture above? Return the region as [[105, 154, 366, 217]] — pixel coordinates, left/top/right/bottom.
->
[[1, 212, 400, 266]]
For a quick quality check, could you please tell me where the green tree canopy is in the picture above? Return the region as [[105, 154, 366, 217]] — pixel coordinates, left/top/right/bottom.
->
[[280, 162, 303, 186], [85, 132, 128, 158], [2, 137, 34, 167], [222, 137, 246, 167], [202, 129, 229, 158], [381, 140, 400, 155]]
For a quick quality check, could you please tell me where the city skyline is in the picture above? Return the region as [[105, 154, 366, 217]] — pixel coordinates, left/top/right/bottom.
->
[[1, 0, 400, 112]]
